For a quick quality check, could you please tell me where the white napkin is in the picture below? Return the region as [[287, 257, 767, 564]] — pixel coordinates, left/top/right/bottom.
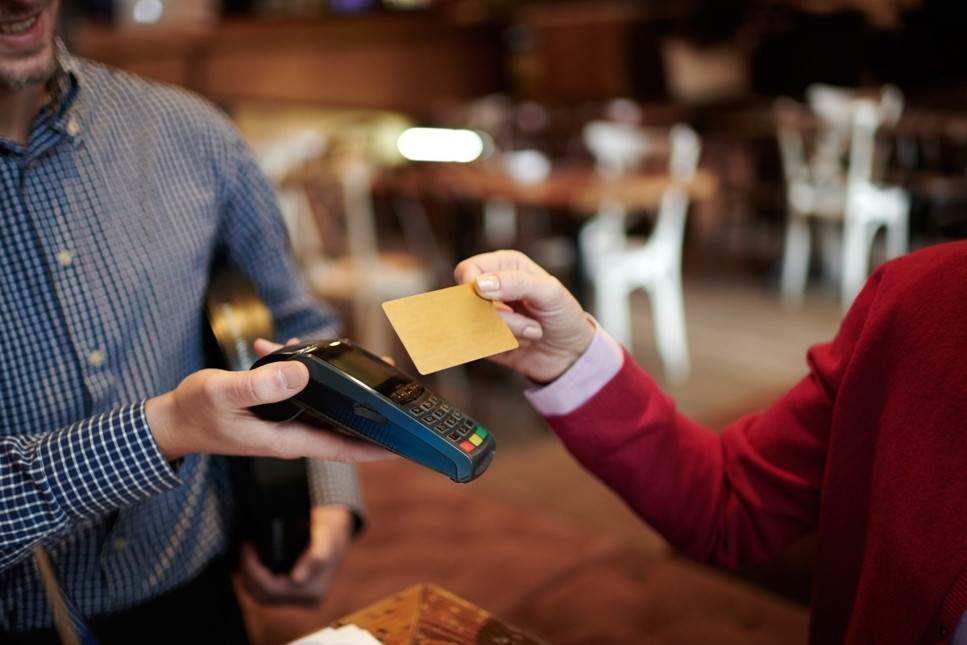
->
[[287, 624, 383, 645]]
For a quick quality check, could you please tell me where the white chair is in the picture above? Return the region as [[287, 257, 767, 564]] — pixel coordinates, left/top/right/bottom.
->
[[777, 84, 909, 310], [840, 101, 910, 307], [579, 121, 701, 383], [775, 97, 849, 308]]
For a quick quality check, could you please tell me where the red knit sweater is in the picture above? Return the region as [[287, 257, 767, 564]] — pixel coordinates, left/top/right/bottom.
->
[[542, 240, 967, 644]]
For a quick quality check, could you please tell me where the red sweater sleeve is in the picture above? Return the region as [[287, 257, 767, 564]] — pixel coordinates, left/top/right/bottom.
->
[[541, 240, 967, 643], [541, 264, 865, 569]]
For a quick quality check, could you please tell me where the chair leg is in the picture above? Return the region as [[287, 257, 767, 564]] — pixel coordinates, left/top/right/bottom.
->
[[593, 275, 633, 350], [885, 195, 910, 260], [650, 276, 690, 384], [780, 213, 811, 309], [818, 221, 843, 289], [841, 191, 910, 310], [840, 217, 878, 310]]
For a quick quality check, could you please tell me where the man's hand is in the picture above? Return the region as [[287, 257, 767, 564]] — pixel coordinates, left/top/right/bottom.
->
[[237, 505, 354, 608], [144, 343, 393, 463]]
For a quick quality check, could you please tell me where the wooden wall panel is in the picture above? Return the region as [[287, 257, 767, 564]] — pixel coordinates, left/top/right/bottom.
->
[[71, 15, 506, 118]]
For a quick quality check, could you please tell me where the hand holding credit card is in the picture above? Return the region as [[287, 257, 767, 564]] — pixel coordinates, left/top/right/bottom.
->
[[382, 284, 519, 374]]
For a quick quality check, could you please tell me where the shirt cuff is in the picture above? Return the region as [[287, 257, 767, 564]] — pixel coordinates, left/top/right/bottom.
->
[[525, 319, 624, 417], [46, 402, 184, 521], [307, 459, 366, 535]]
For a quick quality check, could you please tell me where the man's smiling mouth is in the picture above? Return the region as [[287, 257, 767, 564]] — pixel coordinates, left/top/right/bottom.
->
[[0, 15, 39, 36]]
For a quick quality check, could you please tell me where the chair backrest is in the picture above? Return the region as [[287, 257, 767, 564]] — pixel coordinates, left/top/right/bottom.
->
[[582, 120, 701, 179], [288, 157, 381, 270], [806, 83, 903, 130], [773, 96, 814, 187], [582, 120, 653, 180], [667, 123, 701, 184], [337, 158, 381, 266], [251, 129, 327, 184], [246, 128, 330, 263], [579, 122, 701, 263], [846, 100, 883, 188], [805, 83, 904, 185]]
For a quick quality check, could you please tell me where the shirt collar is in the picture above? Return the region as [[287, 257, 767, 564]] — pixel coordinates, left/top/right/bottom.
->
[[49, 39, 80, 114], [0, 39, 81, 154]]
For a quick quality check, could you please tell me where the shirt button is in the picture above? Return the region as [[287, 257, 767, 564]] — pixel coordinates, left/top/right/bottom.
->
[[113, 537, 127, 552], [66, 119, 80, 137], [56, 249, 73, 266], [88, 350, 104, 367]]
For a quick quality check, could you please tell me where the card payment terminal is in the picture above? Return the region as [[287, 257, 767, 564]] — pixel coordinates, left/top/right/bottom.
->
[[250, 339, 496, 483]]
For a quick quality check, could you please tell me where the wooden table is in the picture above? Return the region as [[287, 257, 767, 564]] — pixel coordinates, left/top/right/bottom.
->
[[377, 160, 719, 302], [329, 583, 548, 645], [386, 160, 718, 216]]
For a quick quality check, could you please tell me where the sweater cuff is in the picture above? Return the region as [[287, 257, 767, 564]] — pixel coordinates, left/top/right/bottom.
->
[[525, 321, 624, 417]]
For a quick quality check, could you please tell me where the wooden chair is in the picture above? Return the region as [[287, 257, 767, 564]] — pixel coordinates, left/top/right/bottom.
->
[[283, 156, 435, 355], [235, 104, 435, 353]]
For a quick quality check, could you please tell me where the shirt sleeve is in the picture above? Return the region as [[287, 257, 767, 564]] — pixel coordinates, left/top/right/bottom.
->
[[205, 109, 342, 344], [0, 401, 182, 572], [307, 459, 365, 534]]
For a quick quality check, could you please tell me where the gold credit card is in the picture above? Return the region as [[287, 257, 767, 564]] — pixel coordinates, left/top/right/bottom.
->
[[382, 284, 519, 374]]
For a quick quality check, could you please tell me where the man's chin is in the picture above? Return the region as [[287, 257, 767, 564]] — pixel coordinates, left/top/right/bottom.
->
[[0, 57, 56, 90]]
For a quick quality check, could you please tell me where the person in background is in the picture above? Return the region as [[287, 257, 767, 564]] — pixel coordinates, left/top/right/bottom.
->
[[0, 1, 391, 643], [454, 244, 967, 645]]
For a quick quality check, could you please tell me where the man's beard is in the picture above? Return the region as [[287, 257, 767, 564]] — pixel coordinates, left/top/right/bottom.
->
[[0, 62, 56, 90], [0, 29, 59, 91]]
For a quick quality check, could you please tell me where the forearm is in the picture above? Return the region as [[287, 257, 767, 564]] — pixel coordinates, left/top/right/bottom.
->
[[539, 351, 826, 570], [0, 402, 181, 571]]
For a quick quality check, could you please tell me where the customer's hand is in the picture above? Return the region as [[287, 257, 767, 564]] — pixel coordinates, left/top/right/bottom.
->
[[144, 340, 392, 463], [454, 249, 595, 384], [237, 505, 353, 608]]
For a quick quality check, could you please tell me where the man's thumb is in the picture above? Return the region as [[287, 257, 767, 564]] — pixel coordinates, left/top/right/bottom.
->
[[246, 361, 309, 406]]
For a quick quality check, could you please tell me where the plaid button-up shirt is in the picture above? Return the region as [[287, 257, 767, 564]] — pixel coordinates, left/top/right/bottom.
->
[[0, 42, 361, 631]]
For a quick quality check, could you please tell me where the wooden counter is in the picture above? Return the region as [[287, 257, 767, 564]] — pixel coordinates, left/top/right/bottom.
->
[[328, 584, 547, 645]]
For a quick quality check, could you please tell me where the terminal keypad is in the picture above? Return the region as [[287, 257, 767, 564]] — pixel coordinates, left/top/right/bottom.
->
[[406, 391, 487, 452]]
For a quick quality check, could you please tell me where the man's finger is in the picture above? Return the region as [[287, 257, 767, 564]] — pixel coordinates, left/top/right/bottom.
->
[[253, 337, 284, 357], [237, 361, 309, 407]]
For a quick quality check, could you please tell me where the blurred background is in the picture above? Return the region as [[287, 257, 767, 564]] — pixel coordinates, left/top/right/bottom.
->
[[58, 1, 967, 643], [59, 0, 967, 306]]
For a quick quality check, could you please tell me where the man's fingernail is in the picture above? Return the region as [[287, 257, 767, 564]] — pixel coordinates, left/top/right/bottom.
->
[[522, 326, 542, 340], [476, 274, 499, 292], [279, 363, 305, 389]]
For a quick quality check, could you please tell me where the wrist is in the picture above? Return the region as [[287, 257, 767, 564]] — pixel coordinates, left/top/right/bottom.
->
[[539, 315, 597, 384], [145, 392, 190, 461], [525, 321, 622, 416], [311, 505, 356, 539]]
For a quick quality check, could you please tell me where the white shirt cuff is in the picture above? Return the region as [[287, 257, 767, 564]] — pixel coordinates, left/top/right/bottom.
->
[[524, 319, 624, 416]]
